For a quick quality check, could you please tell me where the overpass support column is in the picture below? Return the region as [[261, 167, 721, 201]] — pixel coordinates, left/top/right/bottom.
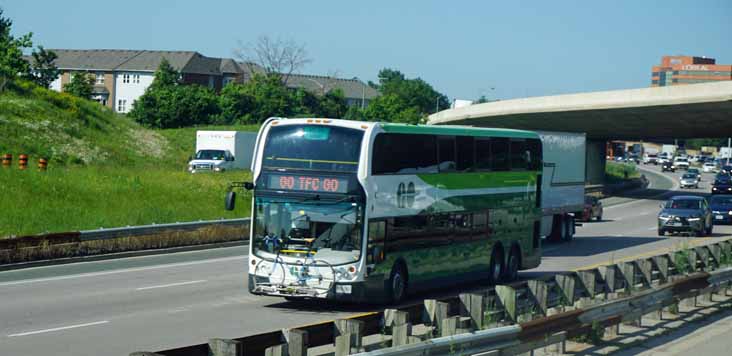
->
[[586, 139, 606, 185]]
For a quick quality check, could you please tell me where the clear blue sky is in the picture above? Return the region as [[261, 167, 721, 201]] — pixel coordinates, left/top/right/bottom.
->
[[2, 0, 731, 100]]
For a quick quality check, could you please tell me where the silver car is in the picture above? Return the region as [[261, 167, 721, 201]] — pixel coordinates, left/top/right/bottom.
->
[[679, 173, 699, 189], [658, 196, 713, 236]]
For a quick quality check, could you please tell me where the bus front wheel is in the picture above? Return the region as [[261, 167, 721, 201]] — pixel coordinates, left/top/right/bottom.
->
[[387, 264, 408, 304]]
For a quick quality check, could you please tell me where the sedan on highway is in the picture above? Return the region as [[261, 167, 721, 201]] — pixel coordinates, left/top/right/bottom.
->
[[661, 161, 675, 172], [581, 195, 603, 221], [710, 195, 732, 225], [703, 162, 718, 173], [712, 174, 732, 195], [679, 173, 699, 189], [658, 196, 713, 237]]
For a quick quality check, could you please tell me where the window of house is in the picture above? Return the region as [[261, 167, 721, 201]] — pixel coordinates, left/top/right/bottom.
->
[[95, 73, 104, 84], [133, 74, 140, 84], [117, 99, 127, 112], [122, 74, 130, 83]]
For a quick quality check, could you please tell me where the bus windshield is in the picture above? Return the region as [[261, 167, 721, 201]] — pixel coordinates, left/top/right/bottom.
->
[[253, 197, 363, 265], [262, 125, 363, 172]]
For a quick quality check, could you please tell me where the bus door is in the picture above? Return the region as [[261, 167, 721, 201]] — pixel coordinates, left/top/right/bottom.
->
[[367, 220, 387, 269]]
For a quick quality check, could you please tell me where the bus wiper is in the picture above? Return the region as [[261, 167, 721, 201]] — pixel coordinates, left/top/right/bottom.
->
[[298, 195, 355, 205]]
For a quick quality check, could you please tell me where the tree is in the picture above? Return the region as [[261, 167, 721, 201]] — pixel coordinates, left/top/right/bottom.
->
[[217, 82, 256, 124], [30, 46, 59, 88], [234, 35, 312, 84], [361, 68, 449, 124], [130, 59, 219, 128], [63, 72, 94, 99], [0, 8, 32, 79], [149, 57, 179, 89]]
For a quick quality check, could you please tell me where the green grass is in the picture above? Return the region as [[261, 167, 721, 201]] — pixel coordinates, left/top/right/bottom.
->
[[0, 166, 252, 237], [605, 161, 640, 184], [0, 80, 259, 237]]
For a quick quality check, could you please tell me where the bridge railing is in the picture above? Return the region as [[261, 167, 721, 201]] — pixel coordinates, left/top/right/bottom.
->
[[132, 238, 732, 356]]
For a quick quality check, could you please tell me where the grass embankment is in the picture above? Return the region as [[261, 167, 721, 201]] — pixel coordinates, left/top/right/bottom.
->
[[605, 161, 640, 184], [0, 81, 257, 238]]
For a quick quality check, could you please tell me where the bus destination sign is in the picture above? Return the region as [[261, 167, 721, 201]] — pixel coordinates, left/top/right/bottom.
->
[[268, 174, 349, 194]]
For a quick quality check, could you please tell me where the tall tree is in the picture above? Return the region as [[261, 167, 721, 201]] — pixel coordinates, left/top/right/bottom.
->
[[63, 72, 94, 99], [150, 57, 179, 89], [361, 68, 449, 124], [0, 8, 32, 79], [30, 46, 59, 88], [130, 59, 219, 128], [234, 35, 312, 85]]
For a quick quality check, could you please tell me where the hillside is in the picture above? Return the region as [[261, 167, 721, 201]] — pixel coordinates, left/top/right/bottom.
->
[[0, 80, 168, 166], [0, 81, 259, 237]]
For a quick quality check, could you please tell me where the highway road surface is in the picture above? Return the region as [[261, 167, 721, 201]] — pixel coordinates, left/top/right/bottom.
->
[[1, 164, 730, 356]]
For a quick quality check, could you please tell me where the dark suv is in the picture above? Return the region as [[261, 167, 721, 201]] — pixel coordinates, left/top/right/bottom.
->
[[658, 196, 713, 237], [712, 174, 732, 195]]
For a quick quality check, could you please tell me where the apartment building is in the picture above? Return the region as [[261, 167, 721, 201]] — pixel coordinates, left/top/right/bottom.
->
[[44, 49, 378, 113], [651, 55, 732, 87]]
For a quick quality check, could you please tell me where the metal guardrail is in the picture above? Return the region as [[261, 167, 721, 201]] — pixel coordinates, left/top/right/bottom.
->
[[78, 218, 251, 241], [133, 238, 732, 356], [0, 218, 250, 251]]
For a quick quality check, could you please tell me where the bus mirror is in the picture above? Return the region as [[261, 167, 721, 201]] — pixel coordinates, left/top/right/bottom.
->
[[244, 182, 254, 190], [225, 191, 236, 211]]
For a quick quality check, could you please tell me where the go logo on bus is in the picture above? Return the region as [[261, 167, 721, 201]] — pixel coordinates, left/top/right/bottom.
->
[[397, 182, 416, 209]]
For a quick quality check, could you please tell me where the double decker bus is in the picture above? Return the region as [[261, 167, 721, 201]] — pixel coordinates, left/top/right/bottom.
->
[[227, 118, 543, 303]]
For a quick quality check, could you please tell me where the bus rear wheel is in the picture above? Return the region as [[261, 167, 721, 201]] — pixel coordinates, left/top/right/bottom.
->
[[387, 264, 408, 304], [488, 247, 504, 284], [503, 247, 520, 282]]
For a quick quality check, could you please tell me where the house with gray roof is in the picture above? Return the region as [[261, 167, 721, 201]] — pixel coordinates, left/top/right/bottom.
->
[[285, 74, 380, 108], [45, 49, 379, 113]]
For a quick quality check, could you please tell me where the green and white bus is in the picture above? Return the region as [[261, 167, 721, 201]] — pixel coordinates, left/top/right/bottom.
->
[[227, 118, 543, 303]]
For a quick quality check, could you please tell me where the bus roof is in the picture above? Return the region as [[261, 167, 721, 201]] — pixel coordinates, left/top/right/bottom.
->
[[379, 123, 539, 139]]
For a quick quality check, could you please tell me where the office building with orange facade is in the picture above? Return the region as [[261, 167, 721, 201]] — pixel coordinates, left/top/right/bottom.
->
[[651, 55, 732, 87]]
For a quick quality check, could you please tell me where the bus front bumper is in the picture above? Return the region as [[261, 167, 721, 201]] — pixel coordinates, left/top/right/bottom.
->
[[247, 274, 376, 303]]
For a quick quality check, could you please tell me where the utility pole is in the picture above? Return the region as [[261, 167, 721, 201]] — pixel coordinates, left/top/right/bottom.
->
[[435, 96, 439, 113]]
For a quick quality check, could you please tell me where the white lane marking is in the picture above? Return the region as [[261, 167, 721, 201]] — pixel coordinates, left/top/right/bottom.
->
[[648, 227, 658, 231], [0, 256, 245, 287], [136, 279, 207, 291], [7, 320, 109, 337]]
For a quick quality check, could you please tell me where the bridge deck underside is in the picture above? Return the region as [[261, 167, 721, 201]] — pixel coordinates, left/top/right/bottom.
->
[[450, 101, 732, 140]]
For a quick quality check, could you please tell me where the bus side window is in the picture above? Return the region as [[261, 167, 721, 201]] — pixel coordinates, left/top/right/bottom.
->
[[510, 139, 528, 170], [475, 138, 492, 171], [438, 136, 456, 172], [456, 136, 475, 171], [491, 138, 510, 171], [368, 220, 386, 263], [473, 211, 489, 239]]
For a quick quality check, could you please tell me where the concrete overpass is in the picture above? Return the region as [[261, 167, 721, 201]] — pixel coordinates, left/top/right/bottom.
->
[[429, 81, 732, 140], [428, 81, 732, 183]]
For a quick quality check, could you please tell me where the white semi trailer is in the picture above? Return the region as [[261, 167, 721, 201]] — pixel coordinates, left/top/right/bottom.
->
[[538, 131, 586, 242]]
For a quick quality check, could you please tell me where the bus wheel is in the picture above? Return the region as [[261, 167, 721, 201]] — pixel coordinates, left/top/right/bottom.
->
[[488, 247, 504, 284], [387, 264, 408, 304], [503, 247, 520, 282], [563, 216, 574, 242]]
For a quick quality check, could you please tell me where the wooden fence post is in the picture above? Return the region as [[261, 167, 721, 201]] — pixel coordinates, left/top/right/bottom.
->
[[495, 285, 517, 322], [283, 329, 308, 356], [555, 274, 576, 306], [209, 338, 243, 356], [334, 319, 364, 355], [459, 293, 485, 329]]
